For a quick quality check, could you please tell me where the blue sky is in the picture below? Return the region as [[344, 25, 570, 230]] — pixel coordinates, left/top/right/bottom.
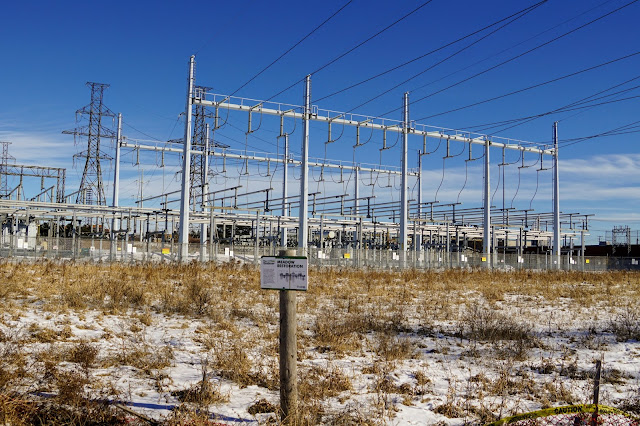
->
[[1, 0, 639, 243]]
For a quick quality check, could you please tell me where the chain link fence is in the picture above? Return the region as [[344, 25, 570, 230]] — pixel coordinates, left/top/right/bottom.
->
[[2, 233, 639, 272]]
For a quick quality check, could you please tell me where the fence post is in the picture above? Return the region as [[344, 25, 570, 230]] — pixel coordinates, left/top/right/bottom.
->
[[592, 359, 601, 424], [279, 248, 297, 422], [72, 212, 77, 260], [593, 359, 601, 405]]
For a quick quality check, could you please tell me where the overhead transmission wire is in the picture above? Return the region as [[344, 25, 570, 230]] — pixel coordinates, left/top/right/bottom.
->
[[120, 120, 164, 142], [407, 0, 618, 96], [345, 0, 548, 113], [491, 150, 521, 225], [461, 74, 640, 133], [554, 94, 640, 125], [456, 148, 485, 204], [510, 155, 540, 209], [380, 0, 640, 118], [265, 0, 435, 102], [215, 122, 293, 155], [221, 0, 353, 101], [529, 163, 547, 211], [314, 0, 548, 104], [557, 119, 640, 148], [226, 121, 281, 150], [119, 117, 187, 206], [482, 93, 640, 134], [545, 119, 640, 145], [419, 51, 640, 123], [434, 142, 466, 202], [491, 161, 503, 208]]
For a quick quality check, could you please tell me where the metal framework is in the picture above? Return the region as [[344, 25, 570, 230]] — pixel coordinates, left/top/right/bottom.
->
[[191, 86, 212, 202], [611, 225, 631, 255], [0, 141, 16, 199], [0, 54, 609, 273], [0, 142, 66, 203], [0, 56, 593, 268], [63, 82, 115, 205], [168, 56, 562, 265]]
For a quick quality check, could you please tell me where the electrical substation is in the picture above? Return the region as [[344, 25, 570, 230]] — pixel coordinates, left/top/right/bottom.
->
[[0, 57, 634, 270]]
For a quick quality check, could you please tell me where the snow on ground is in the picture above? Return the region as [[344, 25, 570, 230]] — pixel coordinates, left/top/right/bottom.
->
[[0, 265, 638, 425]]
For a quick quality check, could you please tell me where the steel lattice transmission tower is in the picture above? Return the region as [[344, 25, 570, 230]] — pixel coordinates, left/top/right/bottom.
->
[[612, 225, 631, 255], [189, 86, 228, 204], [191, 86, 212, 203], [0, 141, 16, 199], [63, 82, 115, 205]]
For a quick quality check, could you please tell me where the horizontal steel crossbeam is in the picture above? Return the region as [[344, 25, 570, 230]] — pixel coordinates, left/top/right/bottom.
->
[[194, 94, 554, 156]]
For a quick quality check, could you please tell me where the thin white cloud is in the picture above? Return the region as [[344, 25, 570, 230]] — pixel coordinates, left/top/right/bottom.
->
[[1, 127, 638, 230], [0, 130, 78, 167], [561, 185, 640, 201], [590, 213, 640, 223], [561, 154, 640, 182]]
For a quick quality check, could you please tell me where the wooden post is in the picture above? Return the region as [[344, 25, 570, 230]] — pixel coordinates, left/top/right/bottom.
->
[[254, 212, 260, 265], [593, 359, 601, 405], [55, 216, 60, 258], [279, 248, 297, 422], [591, 359, 602, 426], [146, 214, 150, 261], [72, 212, 77, 260]]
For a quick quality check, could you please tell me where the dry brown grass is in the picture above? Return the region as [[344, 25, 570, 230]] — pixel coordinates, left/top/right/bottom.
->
[[0, 260, 638, 424], [609, 305, 640, 341]]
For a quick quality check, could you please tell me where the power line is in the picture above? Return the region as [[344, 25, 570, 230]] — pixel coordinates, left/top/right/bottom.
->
[[225, 0, 353, 100], [121, 120, 164, 142], [314, 0, 548, 104], [518, 119, 640, 147], [471, 94, 640, 135], [560, 129, 640, 148], [461, 75, 640, 132], [380, 0, 640, 117], [407, 0, 618, 96], [226, 121, 293, 152], [558, 120, 640, 148], [343, 0, 548, 112], [494, 95, 640, 135], [487, 87, 640, 134], [416, 50, 640, 122], [266, 0, 435, 102]]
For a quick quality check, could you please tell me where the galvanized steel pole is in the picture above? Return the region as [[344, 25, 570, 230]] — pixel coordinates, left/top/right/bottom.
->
[[354, 167, 359, 216], [298, 76, 310, 253], [553, 122, 561, 268], [111, 113, 122, 260], [483, 138, 491, 266], [201, 123, 210, 261], [354, 166, 359, 245], [400, 93, 409, 255], [416, 151, 422, 251], [112, 114, 121, 211], [281, 134, 289, 248], [179, 56, 195, 262], [139, 170, 144, 243]]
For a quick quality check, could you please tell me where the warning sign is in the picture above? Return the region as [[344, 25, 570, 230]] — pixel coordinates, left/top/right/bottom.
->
[[260, 256, 308, 291]]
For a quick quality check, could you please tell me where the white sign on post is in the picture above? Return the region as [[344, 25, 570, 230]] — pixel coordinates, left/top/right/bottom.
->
[[261, 256, 308, 291]]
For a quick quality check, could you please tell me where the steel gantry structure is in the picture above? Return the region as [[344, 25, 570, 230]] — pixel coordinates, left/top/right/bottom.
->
[[10, 56, 574, 267], [167, 56, 560, 265], [0, 56, 601, 270], [0, 142, 66, 204]]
